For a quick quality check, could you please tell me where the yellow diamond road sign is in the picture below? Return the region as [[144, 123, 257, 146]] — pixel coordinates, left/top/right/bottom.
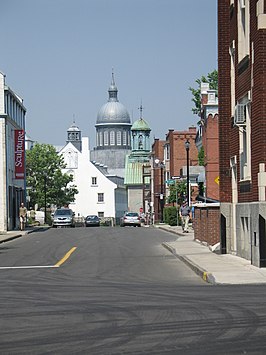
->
[[215, 176, 219, 185]]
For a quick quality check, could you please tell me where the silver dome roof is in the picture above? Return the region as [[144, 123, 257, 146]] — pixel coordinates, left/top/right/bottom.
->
[[96, 73, 130, 124]]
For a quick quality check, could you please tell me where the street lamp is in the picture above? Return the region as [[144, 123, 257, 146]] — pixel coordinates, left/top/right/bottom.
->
[[185, 140, 190, 205], [155, 158, 165, 223]]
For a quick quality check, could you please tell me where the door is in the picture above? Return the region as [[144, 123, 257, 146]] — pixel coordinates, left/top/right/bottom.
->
[[259, 215, 266, 267]]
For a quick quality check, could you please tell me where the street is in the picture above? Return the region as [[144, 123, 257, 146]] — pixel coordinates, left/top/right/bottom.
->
[[0, 227, 266, 354]]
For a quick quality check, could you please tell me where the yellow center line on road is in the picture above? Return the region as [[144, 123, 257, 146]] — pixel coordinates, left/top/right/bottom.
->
[[54, 247, 77, 267]]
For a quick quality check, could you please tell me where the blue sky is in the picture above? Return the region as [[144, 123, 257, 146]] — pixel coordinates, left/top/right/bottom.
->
[[1, 0, 217, 147]]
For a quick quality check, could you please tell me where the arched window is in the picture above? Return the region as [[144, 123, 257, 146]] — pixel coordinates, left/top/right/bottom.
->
[[110, 131, 115, 145], [104, 131, 109, 146], [138, 134, 143, 149], [123, 131, 127, 145], [117, 131, 121, 145], [99, 132, 103, 146]]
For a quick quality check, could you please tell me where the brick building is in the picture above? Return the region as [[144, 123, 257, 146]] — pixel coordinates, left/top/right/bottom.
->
[[218, 0, 266, 266], [151, 138, 165, 223], [196, 83, 220, 201], [164, 127, 199, 204], [165, 127, 198, 180]]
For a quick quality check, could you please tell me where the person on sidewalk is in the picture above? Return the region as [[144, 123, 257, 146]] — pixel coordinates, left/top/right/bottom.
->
[[179, 201, 190, 233], [19, 203, 27, 231]]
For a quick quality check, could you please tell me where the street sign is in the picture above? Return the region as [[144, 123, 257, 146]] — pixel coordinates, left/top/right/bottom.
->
[[215, 176, 220, 185], [166, 179, 175, 185]]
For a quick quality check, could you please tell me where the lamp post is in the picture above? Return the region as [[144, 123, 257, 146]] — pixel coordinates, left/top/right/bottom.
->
[[185, 140, 190, 205], [155, 158, 164, 223]]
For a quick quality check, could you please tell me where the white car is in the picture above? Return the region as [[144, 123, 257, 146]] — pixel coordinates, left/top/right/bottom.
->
[[120, 212, 141, 227], [52, 208, 75, 228]]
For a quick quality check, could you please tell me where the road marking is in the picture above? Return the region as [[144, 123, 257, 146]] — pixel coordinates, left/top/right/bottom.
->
[[0, 265, 59, 269], [0, 247, 77, 270], [54, 247, 77, 267]]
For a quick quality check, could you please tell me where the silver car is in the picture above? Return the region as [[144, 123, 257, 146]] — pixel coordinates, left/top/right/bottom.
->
[[52, 208, 75, 228], [120, 212, 141, 227]]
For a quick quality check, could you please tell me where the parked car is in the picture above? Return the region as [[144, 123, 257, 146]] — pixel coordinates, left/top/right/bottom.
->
[[52, 208, 75, 228], [85, 215, 100, 227], [120, 212, 141, 227]]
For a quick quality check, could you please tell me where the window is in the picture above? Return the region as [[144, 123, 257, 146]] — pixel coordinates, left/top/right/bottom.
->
[[229, 41, 236, 117], [164, 143, 170, 160], [238, 97, 251, 181], [99, 132, 103, 146], [98, 212, 104, 218], [104, 131, 108, 146], [238, 0, 250, 62], [91, 177, 97, 185], [138, 134, 143, 149], [98, 193, 104, 203], [110, 131, 115, 145], [123, 131, 127, 145], [117, 131, 121, 145]]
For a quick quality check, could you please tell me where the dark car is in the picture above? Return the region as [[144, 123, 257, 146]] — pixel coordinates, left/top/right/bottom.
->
[[120, 212, 141, 227], [52, 208, 75, 228], [85, 215, 100, 227]]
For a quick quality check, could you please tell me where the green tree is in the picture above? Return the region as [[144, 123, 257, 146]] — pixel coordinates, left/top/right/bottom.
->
[[167, 180, 187, 205], [26, 143, 78, 208], [189, 69, 218, 116], [198, 146, 205, 166]]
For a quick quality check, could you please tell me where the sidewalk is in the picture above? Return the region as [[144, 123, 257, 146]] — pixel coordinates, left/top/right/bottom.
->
[[0, 226, 48, 243], [155, 224, 266, 285]]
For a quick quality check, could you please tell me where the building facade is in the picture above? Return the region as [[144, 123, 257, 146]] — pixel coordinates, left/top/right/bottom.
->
[[195, 83, 220, 201], [218, 0, 266, 266], [164, 127, 199, 204], [151, 138, 165, 223], [124, 108, 151, 214], [0, 72, 26, 232], [60, 123, 127, 222]]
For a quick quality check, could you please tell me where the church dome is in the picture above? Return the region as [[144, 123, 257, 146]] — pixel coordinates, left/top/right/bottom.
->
[[96, 73, 130, 125], [97, 102, 130, 124], [131, 118, 150, 131]]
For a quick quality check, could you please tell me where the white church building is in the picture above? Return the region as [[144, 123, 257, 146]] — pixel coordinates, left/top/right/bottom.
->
[[59, 122, 127, 222]]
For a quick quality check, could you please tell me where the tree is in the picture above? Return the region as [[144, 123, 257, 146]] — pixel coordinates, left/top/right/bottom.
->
[[167, 180, 187, 205], [26, 143, 78, 209], [198, 146, 205, 166], [189, 69, 218, 116]]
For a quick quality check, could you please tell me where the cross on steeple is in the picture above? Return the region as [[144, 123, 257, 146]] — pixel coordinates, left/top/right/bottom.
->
[[138, 101, 144, 119]]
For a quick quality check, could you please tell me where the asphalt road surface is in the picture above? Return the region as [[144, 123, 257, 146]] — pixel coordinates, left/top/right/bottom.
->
[[0, 226, 266, 354]]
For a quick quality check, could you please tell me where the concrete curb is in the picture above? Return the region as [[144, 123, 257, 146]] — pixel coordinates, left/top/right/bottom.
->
[[162, 242, 217, 285], [0, 234, 23, 244], [155, 225, 186, 237], [0, 227, 50, 244]]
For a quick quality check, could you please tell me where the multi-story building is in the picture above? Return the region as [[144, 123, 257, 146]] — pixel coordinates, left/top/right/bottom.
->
[[59, 122, 127, 223], [195, 83, 219, 201], [218, 0, 266, 266], [164, 127, 199, 204], [164, 127, 198, 180], [151, 138, 165, 223], [0, 72, 26, 232]]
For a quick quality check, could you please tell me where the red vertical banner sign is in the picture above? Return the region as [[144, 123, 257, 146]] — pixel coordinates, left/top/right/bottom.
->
[[14, 129, 25, 179]]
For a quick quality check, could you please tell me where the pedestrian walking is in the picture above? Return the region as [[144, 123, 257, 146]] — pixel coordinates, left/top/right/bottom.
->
[[179, 201, 190, 233], [19, 202, 27, 231]]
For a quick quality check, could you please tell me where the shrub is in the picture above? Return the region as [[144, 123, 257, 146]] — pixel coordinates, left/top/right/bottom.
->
[[164, 206, 177, 226]]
